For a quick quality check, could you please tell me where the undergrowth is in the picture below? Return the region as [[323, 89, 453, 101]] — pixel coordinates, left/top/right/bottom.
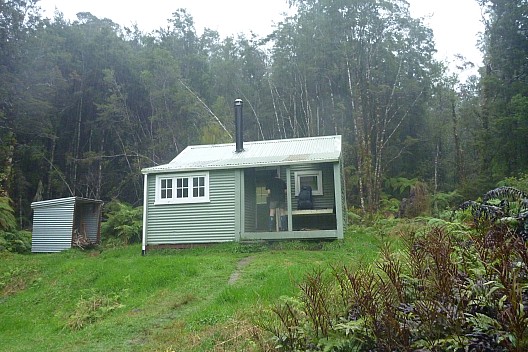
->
[[260, 224, 528, 351], [66, 289, 125, 330], [0, 263, 38, 297]]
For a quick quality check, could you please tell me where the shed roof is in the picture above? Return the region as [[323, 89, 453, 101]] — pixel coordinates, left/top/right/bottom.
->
[[142, 135, 342, 174], [31, 196, 103, 209]]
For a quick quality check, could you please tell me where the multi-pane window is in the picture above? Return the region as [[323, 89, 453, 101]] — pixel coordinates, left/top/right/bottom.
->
[[192, 176, 205, 198], [156, 173, 209, 204], [161, 178, 173, 199], [176, 177, 189, 198]]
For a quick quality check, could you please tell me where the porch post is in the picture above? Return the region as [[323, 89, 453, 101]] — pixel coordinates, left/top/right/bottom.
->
[[333, 162, 344, 239], [141, 173, 148, 255], [286, 167, 293, 232], [234, 169, 243, 241]]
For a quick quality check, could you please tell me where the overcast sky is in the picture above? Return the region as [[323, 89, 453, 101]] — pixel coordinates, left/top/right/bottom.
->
[[38, 0, 484, 76]]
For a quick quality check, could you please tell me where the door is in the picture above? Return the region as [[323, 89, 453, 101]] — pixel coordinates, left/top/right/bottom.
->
[[255, 169, 278, 231]]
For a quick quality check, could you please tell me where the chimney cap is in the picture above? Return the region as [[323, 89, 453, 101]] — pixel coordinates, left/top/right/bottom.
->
[[234, 98, 243, 106]]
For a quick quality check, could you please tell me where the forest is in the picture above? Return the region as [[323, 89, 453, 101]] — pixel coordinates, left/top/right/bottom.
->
[[0, 0, 527, 228]]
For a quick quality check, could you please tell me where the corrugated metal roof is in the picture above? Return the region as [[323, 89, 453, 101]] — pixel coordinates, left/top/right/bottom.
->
[[142, 135, 342, 174], [31, 196, 103, 209]]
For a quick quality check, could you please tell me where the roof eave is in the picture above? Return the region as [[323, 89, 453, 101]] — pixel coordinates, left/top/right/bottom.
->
[[141, 157, 341, 175], [31, 196, 103, 208]]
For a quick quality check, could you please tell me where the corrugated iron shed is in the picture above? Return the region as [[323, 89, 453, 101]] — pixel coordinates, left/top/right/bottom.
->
[[31, 197, 103, 253], [142, 135, 342, 174]]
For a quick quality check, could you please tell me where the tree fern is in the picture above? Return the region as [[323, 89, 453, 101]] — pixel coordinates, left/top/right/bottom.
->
[[0, 197, 16, 231], [385, 177, 419, 195], [101, 200, 142, 244]]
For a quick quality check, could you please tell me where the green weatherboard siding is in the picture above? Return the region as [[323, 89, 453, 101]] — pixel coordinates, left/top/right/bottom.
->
[[145, 170, 236, 245]]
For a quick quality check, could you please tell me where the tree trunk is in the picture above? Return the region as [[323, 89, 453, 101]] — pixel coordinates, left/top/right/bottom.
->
[[73, 92, 83, 195], [346, 55, 366, 211], [46, 136, 56, 199], [96, 134, 104, 200], [0, 131, 16, 198], [451, 99, 464, 185]]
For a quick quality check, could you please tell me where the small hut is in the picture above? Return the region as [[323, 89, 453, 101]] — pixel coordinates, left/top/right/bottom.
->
[[31, 197, 103, 253], [141, 135, 346, 251]]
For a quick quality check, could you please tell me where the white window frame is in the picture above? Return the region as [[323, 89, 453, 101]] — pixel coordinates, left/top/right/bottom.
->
[[155, 172, 210, 205], [160, 178, 174, 200], [294, 170, 323, 196]]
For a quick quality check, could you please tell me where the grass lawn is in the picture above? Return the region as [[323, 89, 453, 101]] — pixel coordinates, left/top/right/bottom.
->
[[0, 226, 396, 351]]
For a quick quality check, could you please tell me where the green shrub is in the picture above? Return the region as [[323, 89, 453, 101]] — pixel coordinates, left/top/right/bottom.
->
[[431, 190, 464, 216], [101, 200, 142, 244], [380, 196, 400, 214], [455, 186, 528, 239], [0, 230, 31, 254], [497, 174, 528, 193], [347, 208, 364, 225]]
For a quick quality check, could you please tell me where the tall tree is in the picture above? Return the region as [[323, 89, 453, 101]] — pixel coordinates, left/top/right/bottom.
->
[[0, 0, 41, 199], [479, 0, 528, 180], [273, 0, 437, 211]]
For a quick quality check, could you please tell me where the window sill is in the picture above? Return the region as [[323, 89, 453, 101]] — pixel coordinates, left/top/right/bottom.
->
[[154, 198, 210, 205]]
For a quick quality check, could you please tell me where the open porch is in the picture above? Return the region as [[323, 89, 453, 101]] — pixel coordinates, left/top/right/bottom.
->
[[237, 162, 345, 241]]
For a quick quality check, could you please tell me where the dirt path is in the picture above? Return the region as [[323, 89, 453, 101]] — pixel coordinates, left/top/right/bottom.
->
[[228, 256, 253, 285]]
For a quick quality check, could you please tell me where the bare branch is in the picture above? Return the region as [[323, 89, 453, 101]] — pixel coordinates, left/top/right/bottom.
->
[[178, 79, 232, 139], [42, 157, 74, 196], [238, 91, 265, 140]]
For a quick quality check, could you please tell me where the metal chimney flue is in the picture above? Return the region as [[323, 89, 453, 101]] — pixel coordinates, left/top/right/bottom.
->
[[234, 99, 244, 153]]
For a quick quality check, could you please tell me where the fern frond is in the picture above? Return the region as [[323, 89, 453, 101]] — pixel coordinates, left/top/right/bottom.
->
[[0, 197, 16, 231], [482, 186, 527, 202]]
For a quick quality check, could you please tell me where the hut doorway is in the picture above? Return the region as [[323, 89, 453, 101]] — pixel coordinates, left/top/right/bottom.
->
[[255, 169, 279, 231]]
